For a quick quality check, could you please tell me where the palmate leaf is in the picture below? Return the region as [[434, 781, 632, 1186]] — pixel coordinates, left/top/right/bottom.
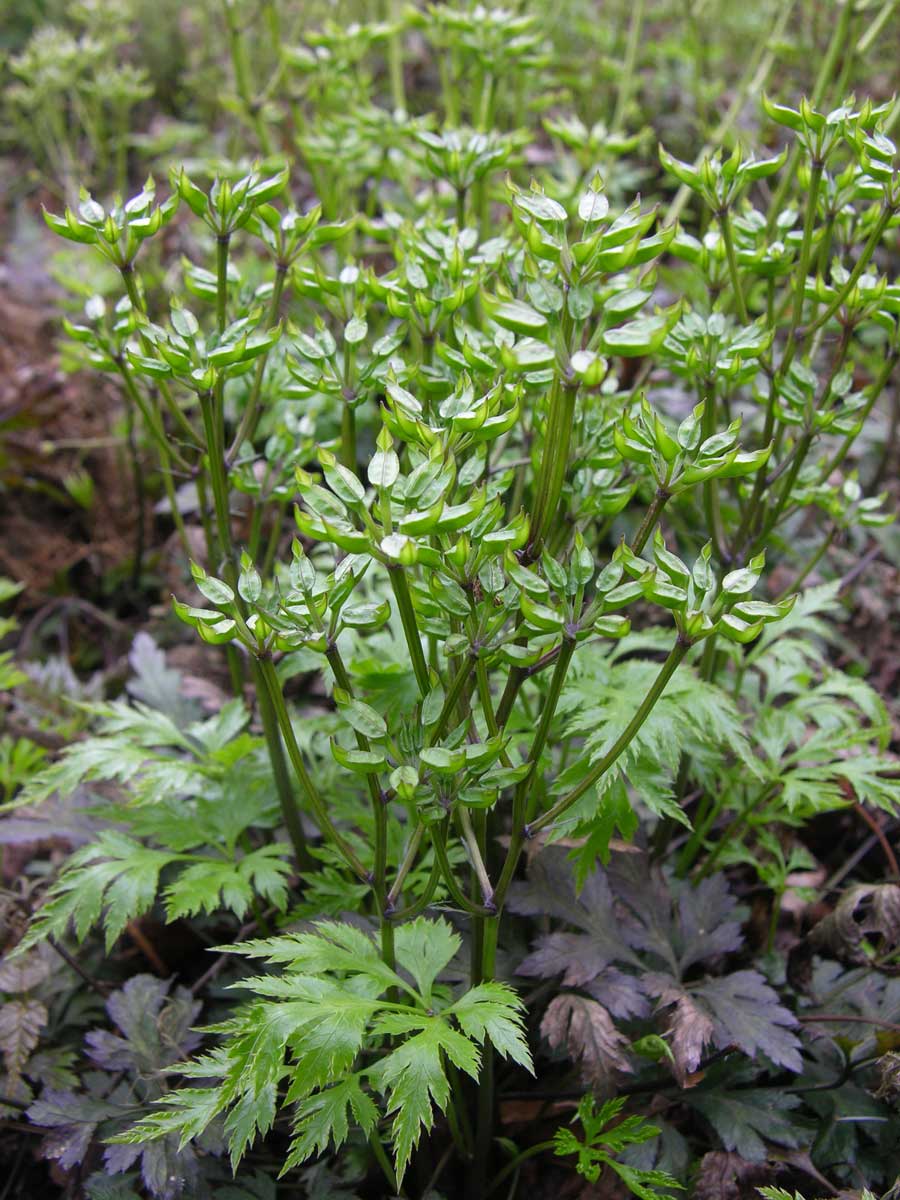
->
[[450, 982, 533, 1070], [115, 918, 532, 1184], [746, 668, 899, 818], [18, 831, 293, 952], [687, 1083, 803, 1161], [553, 1094, 683, 1196], [284, 1075, 377, 1172], [553, 638, 758, 856], [0, 998, 47, 1076], [13, 696, 255, 817], [649, 971, 802, 1078], [393, 917, 461, 1003], [17, 832, 172, 952], [163, 844, 292, 919], [540, 993, 633, 1085], [780, 754, 900, 815], [514, 849, 801, 1082], [370, 1019, 480, 1182], [12, 733, 199, 812]]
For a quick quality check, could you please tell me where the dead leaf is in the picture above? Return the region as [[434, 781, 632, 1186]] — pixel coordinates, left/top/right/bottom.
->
[[693, 1151, 773, 1200], [806, 883, 900, 964], [541, 993, 633, 1086]]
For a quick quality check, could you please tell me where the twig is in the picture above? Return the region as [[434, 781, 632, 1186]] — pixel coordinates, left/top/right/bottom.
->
[[851, 802, 899, 879], [837, 540, 882, 595], [125, 920, 169, 976], [191, 909, 274, 995], [18, 597, 131, 658], [47, 935, 110, 997]]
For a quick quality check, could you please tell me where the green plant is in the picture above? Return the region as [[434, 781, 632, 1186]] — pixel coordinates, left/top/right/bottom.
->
[[552, 1095, 681, 1196], [6, 3, 900, 1198]]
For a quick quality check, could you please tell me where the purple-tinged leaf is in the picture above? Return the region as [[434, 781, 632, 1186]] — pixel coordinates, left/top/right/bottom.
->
[[540, 994, 633, 1085]]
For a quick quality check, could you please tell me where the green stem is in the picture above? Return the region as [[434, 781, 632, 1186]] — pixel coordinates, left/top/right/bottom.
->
[[386, 0, 406, 112], [385, 824, 425, 912], [257, 656, 369, 883], [326, 643, 390, 932], [116, 363, 191, 557], [470, 916, 499, 1191], [120, 267, 199, 446], [227, 263, 287, 462], [216, 235, 230, 333], [719, 207, 748, 324], [253, 665, 311, 870], [631, 486, 671, 554], [458, 807, 493, 906], [430, 653, 476, 744], [388, 567, 430, 696], [810, 204, 895, 333], [341, 399, 357, 472], [199, 391, 233, 566], [663, 0, 796, 228], [369, 1131, 399, 1196], [857, 0, 899, 54], [223, 0, 274, 154], [822, 350, 899, 482], [430, 823, 495, 917], [487, 1141, 556, 1196], [527, 376, 578, 558], [492, 639, 689, 927], [527, 639, 690, 838], [696, 783, 776, 880], [732, 158, 824, 556], [120, 385, 145, 589], [513, 638, 575, 823], [610, 0, 645, 134], [775, 526, 835, 601], [767, 1, 853, 233]]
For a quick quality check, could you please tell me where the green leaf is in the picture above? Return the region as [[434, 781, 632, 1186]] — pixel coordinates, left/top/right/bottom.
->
[[687, 1085, 802, 1161], [394, 917, 460, 1002], [370, 1020, 478, 1184], [17, 832, 173, 952], [284, 1075, 377, 1171], [492, 300, 548, 335], [450, 982, 534, 1072], [333, 691, 388, 739]]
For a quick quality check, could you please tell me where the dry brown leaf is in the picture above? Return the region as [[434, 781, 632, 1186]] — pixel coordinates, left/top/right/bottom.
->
[[540, 993, 632, 1086]]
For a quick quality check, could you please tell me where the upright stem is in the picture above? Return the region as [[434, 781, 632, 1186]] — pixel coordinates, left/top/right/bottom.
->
[[341, 400, 357, 472], [257, 656, 369, 883], [526, 640, 690, 838], [631, 486, 671, 555], [216, 235, 230, 333], [116, 362, 191, 557], [228, 264, 288, 462], [810, 204, 895, 333], [767, 0, 853, 232], [326, 642, 393, 969], [528, 375, 578, 559], [386, 0, 406, 113], [120, 267, 199, 445], [223, 0, 274, 154], [513, 638, 576, 829], [254, 664, 311, 869], [120, 388, 145, 589], [718, 208, 748, 324], [388, 567, 430, 696], [663, 0, 796, 228], [610, 0, 645, 134], [469, 916, 499, 1193], [732, 160, 823, 555]]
